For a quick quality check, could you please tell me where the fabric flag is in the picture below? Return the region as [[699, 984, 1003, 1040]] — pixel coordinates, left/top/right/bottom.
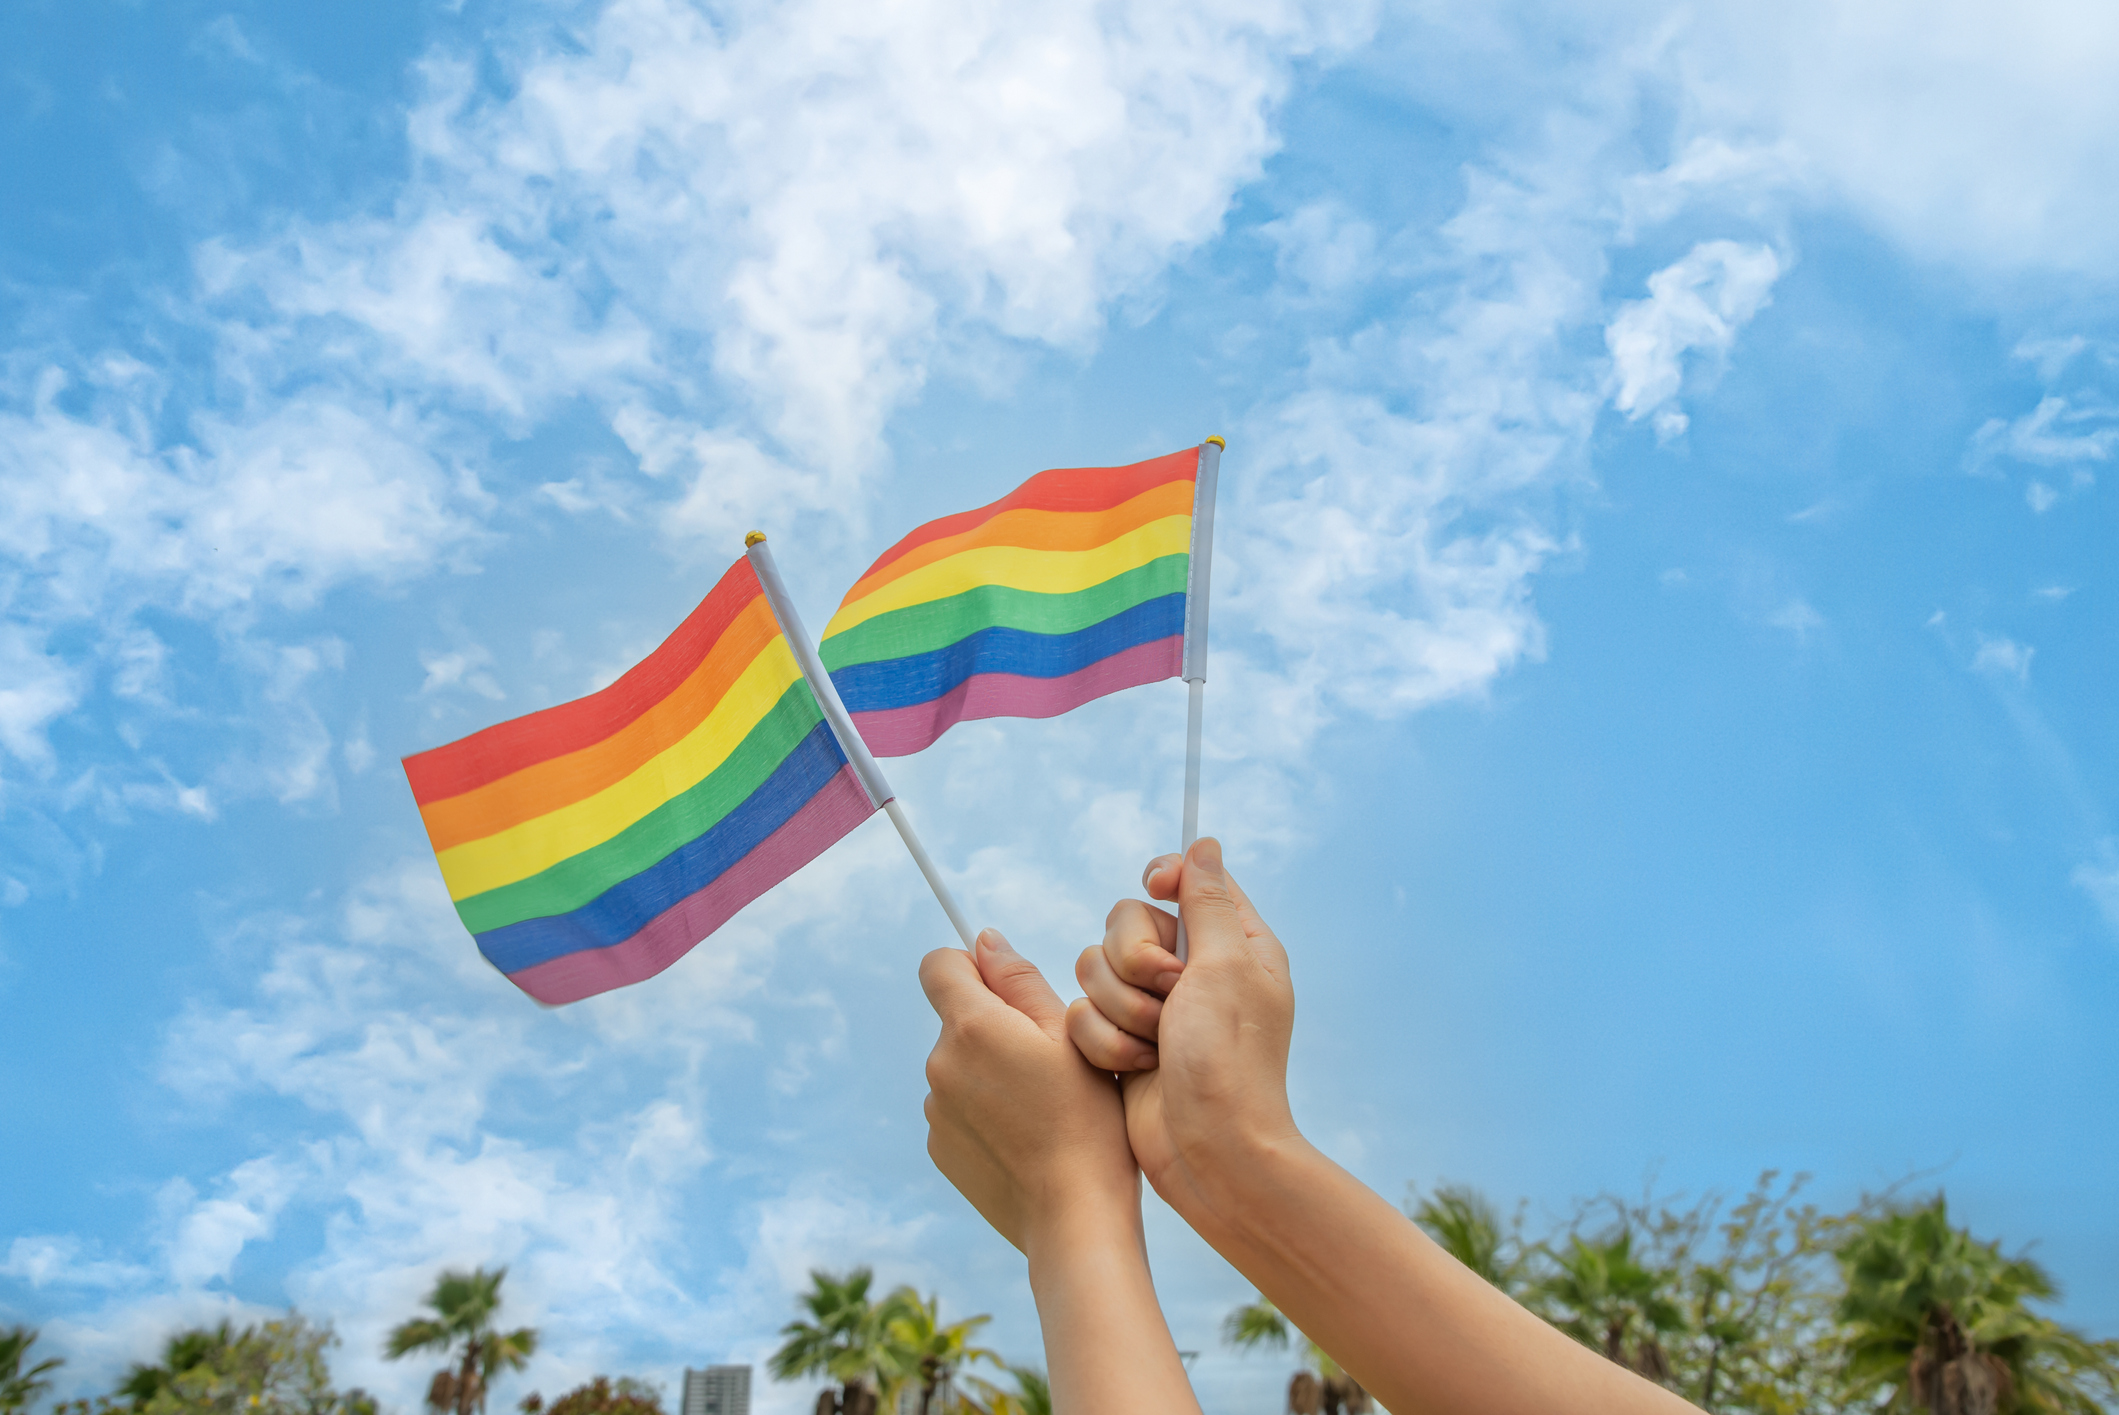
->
[[403, 557, 878, 1005], [818, 447, 1209, 756]]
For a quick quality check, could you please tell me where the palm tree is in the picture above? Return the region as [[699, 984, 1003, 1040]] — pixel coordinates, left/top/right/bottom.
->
[[882, 1289, 996, 1415], [1531, 1230, 1687, 1382], [120, 1322, 237, 1409], [1223, 1296, 1371, 1414], [386, 1268, 539, 1415], [2, 1328, 64, 1415], [1410, 1185, 1525, 1295], [961, 1366, 1048, 1415], [768, 1269, 906, 1415], [1834, 1195, 2119, 1415]]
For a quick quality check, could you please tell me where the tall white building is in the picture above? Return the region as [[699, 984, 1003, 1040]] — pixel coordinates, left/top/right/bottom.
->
[[680, 1367, 750, 1415]]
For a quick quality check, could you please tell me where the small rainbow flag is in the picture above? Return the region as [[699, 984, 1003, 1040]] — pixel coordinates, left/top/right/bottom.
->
[[403, 557, 877, 1005], [820, 446, 1214, 757]]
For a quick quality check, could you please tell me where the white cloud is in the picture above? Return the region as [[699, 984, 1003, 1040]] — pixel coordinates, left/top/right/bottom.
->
[[419, 645, 507, 703], [2076, 843, 2119, 936], [2013, 334, 2089, 381], [1261, 202, 1381, 298], [1969, 395, 2118, 473], [2, 1236, 154, 1291], [0, 383, 476, 818], [216, 0, 1367, 484], [1673, 0, 2119, 278], [0, 625, 82, 774], [1606, 240, 1782, 438], [1972, 635, 2034, 682], [162, 1157, 302, 1289], [1768, 598, 1823, 644], [1222, 134, 1627, 728], [3, 0, 1373, 833], [0, 386, 473, 622]]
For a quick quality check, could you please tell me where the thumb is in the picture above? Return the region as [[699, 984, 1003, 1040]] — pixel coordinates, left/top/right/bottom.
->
[[1178, 837, 1286, 976], [974, 928, 1068, 1039], [1177, 836, 1246, 958]]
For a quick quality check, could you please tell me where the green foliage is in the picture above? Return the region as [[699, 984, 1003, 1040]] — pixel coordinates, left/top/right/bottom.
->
[[1532, 1229, 1688, 1378], [882, 1288, 997, 1415], [960, 1367, 1048, 1415], [769, 1271, 999, 1415], [1221, 1295, 1341, 1380], [1410, 1185, 1529, 1295], [768, 1268, 902, 1395], [3, 1328, 64, 1415], [516, 1377, 662, 1415], [96, 1315, 369, 1415], [1530, 1172, 1846, 1412], [1400, 1176, 2119, 1414], [1834, 1195, 2119, 1415], [386, 1267, 538, 1415]]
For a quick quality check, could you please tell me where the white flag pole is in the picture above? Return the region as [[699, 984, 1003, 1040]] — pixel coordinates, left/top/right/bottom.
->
[[1173, 437, 1224, 963], [745, 532, 978, 950]]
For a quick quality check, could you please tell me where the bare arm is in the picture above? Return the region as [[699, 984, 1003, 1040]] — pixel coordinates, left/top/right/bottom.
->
[[1065, 840, 1699, 1415], [920, 930, 1201, 1415]]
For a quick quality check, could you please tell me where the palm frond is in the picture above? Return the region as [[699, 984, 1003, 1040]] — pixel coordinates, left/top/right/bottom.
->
[[1222, 1296, 1290, 1352]]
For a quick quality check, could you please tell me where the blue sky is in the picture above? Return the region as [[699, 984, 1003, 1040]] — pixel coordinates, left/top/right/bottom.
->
[[4, 1, 2117, 1412]]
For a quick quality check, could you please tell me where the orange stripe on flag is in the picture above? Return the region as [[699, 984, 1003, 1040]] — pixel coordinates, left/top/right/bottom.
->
[[418, 595, 784, 851]]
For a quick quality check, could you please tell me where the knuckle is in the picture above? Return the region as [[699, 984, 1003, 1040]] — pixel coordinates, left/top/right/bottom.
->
[[955, 1010, 996, 1048]]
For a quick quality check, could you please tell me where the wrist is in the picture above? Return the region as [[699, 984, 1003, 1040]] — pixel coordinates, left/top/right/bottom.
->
[[1023, 1187, 1146, 1283], [1161, 1125, 1322, 1245]]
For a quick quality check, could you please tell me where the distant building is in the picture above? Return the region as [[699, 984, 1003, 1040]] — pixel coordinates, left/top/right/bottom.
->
[[681, 1366, 751, 1415]]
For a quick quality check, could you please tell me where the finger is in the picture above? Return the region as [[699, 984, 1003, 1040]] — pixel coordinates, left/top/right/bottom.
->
[[1075, 944, 1165, 1042], [1066, 997, 1159, 1072], [1176, 836, 1284, 970], [1100, 898, 1183, 991], [973, 929, 1068, 1038], [918, 945, 1000, 1024], [1142, 853, 1183, 900], [1147, 843, 1262, 913]]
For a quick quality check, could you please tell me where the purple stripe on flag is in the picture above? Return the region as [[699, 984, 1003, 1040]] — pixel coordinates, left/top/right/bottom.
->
[[507, 766, 876, 1005], [852, 635, 1181, 758]]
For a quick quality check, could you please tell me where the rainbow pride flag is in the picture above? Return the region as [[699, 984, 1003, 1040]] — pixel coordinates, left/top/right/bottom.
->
[[819, 446, 1212, 757], [403, 557, 877, 1005]]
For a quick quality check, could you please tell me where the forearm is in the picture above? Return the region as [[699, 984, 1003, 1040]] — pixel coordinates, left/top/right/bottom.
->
[[1025, 1204, 1201, 1415], [1181, 1140, 1695, 1415]]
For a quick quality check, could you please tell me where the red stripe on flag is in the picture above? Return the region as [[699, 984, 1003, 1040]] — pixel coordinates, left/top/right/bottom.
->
[[403, 558, 766, 806], [855, 449, 1197, 588]]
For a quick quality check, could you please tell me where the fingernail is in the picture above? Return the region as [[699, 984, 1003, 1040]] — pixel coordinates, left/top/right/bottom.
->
[[1141, 862, 1163, 892], [1155, 971, 1181, 993], [1133, 1054, 1159, 1071], [1190, 837, 1224, 874]]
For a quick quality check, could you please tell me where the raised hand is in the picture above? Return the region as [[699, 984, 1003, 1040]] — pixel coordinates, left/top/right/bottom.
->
[[1064, 837, 1302, 1229], [1062, 841, 1706, 1415], [919, 929, 1203, 1415], [920, 929, 1138, 1254]]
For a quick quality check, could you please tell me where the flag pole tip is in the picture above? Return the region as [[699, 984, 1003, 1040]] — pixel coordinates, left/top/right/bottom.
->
[[1204, 435, 1226, 449], [744, 530, 767, 547]]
